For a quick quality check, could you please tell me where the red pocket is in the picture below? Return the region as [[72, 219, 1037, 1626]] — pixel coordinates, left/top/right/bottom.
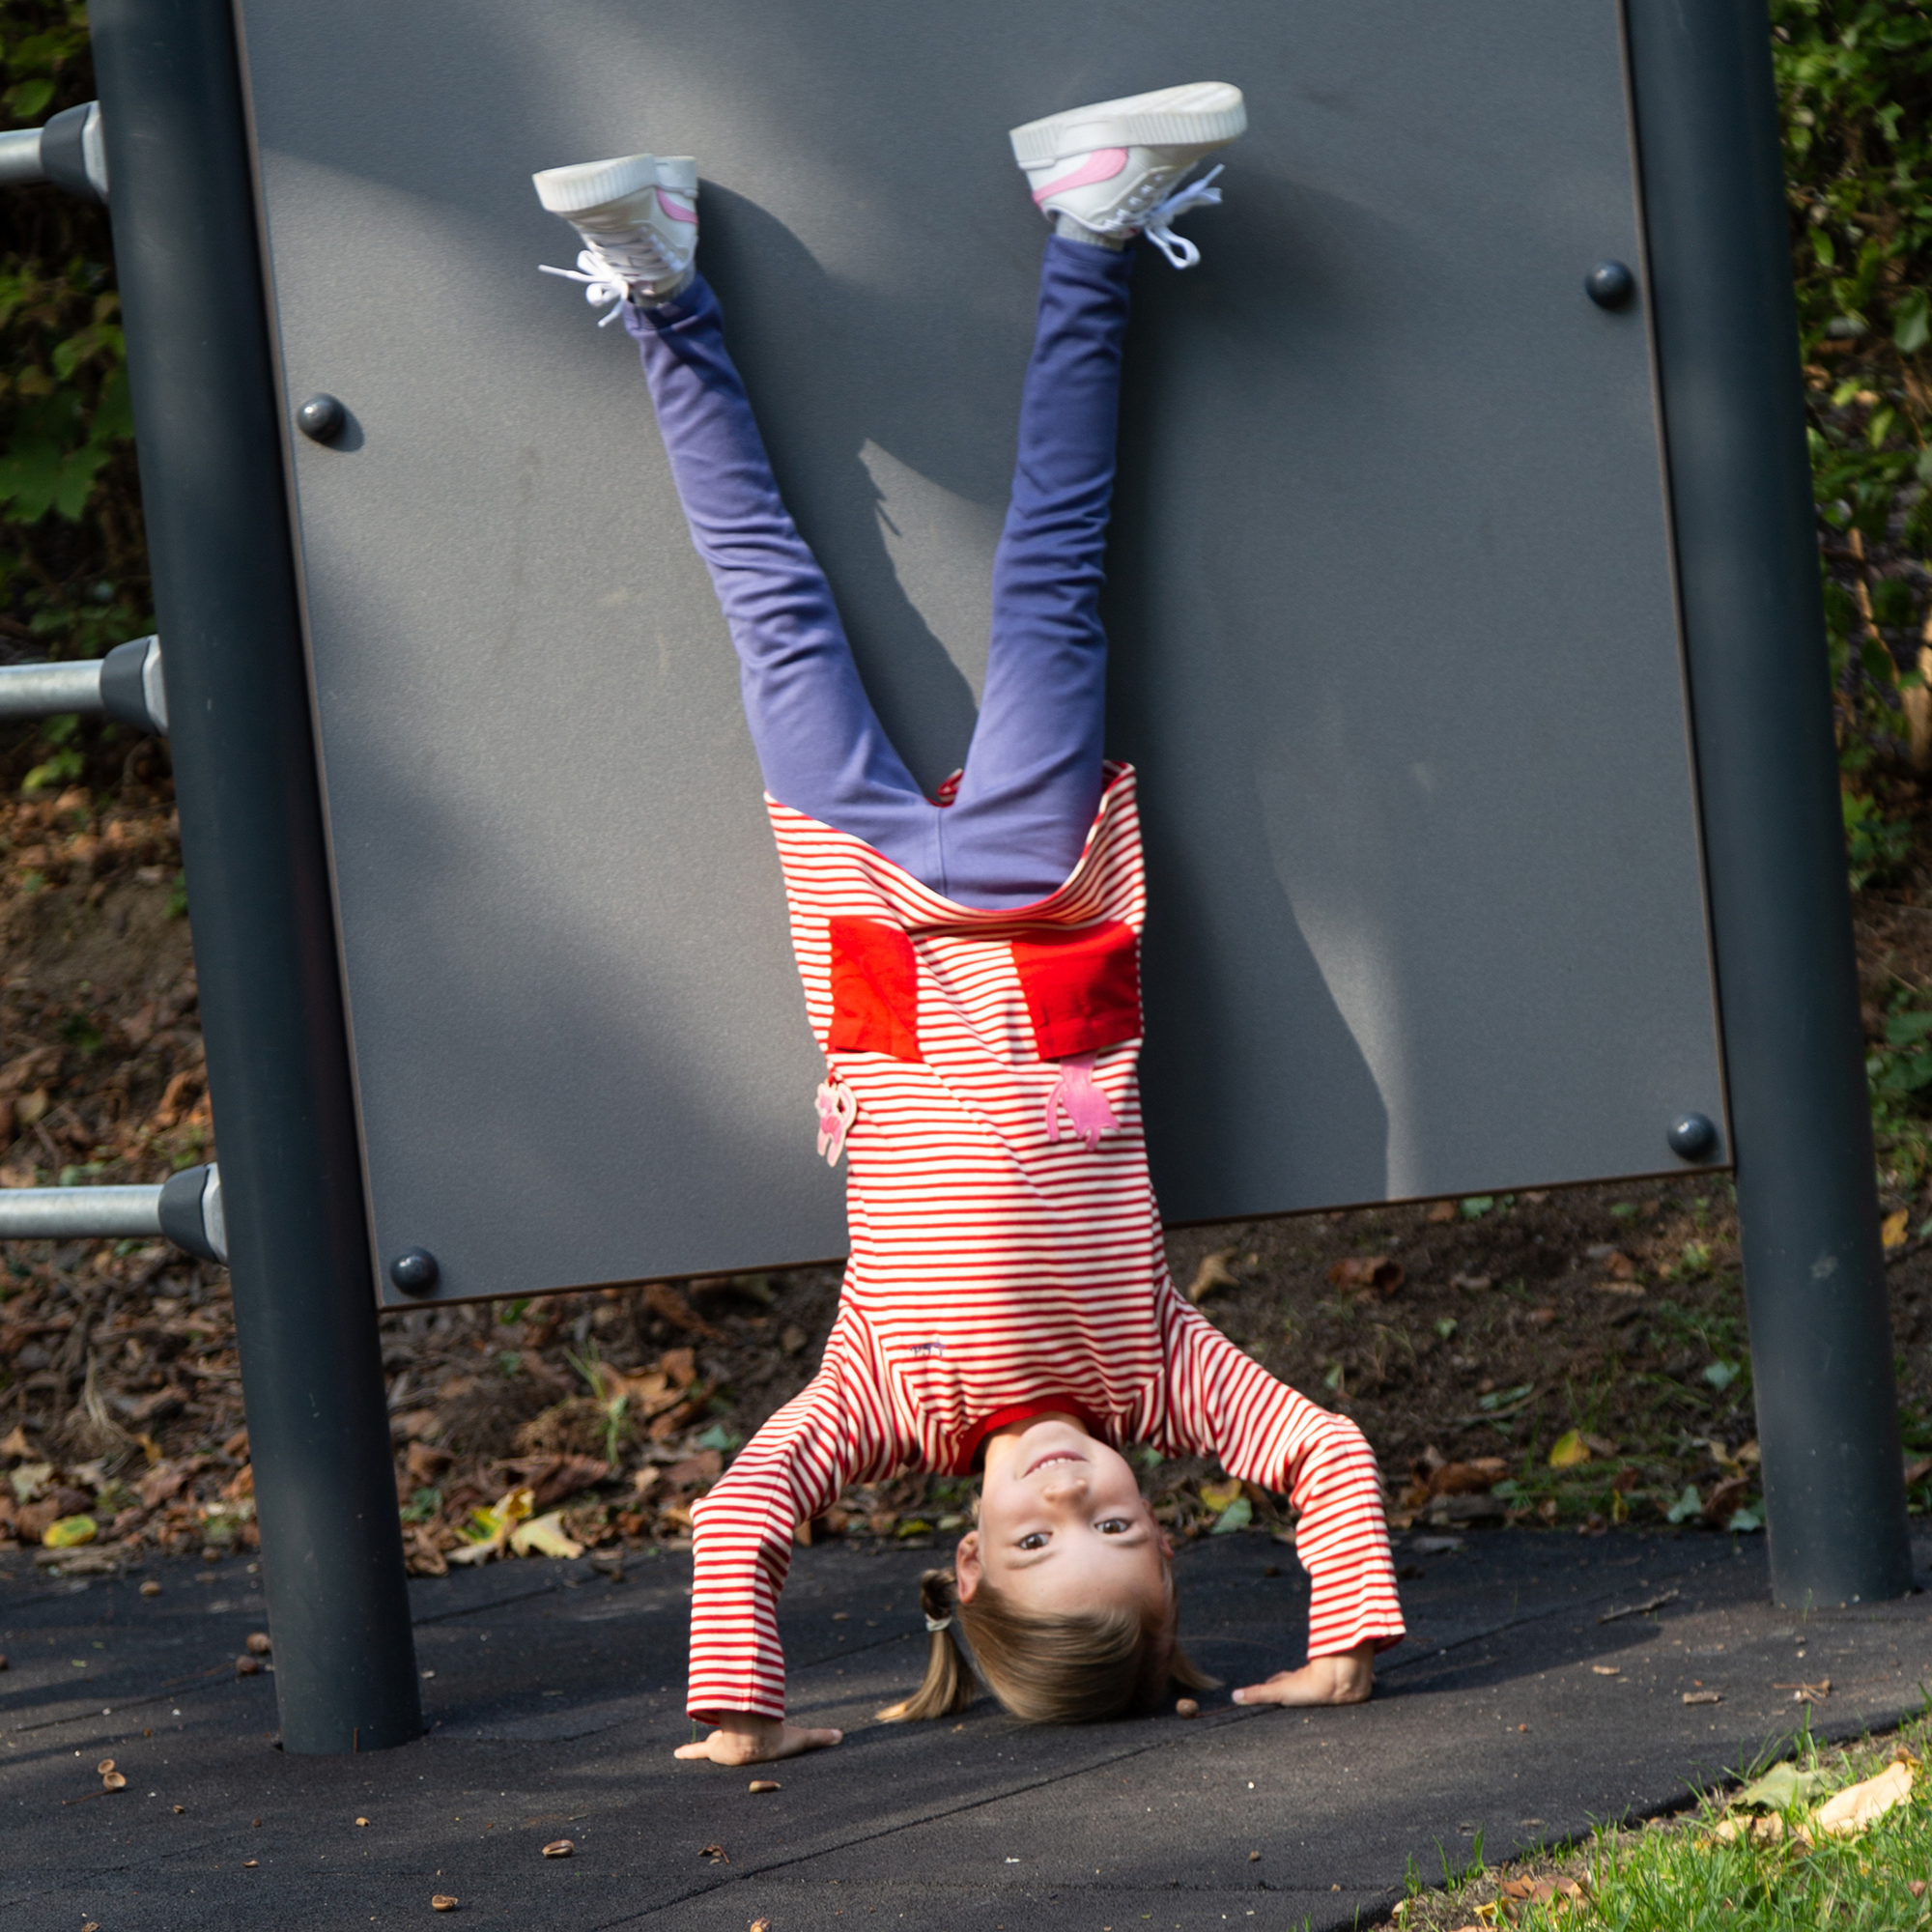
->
[[1010, 920, 1141, 1060], [827, 917, 921, 1061]]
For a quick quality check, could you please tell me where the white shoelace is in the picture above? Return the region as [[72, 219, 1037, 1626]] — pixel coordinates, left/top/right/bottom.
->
[[1141, 163, 1226, 270], [539, 245, 640, 327]]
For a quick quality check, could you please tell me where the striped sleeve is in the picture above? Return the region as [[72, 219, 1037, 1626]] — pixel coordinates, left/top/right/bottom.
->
[[1146, 1288, 1406, 1657], [686, 1305, 910, 1721]]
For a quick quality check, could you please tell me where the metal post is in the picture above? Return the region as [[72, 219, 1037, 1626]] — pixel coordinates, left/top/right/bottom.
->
[[87, 0, 421, 1747], [1625, 0, 1914, 1605]]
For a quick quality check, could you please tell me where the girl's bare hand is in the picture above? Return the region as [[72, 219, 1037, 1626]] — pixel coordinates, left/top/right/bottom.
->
[[674, 1713, 844, 1765], [1231, 1642, 1375, 1708]]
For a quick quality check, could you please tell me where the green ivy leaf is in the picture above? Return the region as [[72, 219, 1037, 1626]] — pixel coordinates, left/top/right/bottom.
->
[[1896, 288, 1932, 354], [1208, 1496, 1253, 1536], [4, 77, 54, 120]]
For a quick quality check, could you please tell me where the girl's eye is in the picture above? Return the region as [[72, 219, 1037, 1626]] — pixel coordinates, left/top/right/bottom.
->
[[1095, 1519, 1130, 1535], [1017, 1531, 1048, 1550]]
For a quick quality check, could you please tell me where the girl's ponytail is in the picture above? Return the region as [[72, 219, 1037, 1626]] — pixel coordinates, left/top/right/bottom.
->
[[875, 1568, 980, 1721]]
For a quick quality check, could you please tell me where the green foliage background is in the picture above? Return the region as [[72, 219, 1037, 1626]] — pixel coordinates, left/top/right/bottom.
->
[[1775, 1, 1932, 763], [0, 1, 148, 795], [1772, 3, 1932, 1197]]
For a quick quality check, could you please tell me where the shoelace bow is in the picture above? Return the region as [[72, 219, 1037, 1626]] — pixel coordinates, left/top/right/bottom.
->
[[539, 245, 650, 327], [1139, 163, 1226, 270]]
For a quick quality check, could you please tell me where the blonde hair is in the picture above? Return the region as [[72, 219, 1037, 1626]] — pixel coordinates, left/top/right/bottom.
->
[[876, 1566, 1217, 1725]]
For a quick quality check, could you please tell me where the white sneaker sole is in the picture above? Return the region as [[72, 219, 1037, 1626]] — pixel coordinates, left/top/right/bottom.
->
[[1009, 82, 1245, 168], [534, 153, 698, 219]]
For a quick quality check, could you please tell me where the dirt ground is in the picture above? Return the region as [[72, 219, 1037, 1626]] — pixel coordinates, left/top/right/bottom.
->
[[4, 757, 1932, 1576]]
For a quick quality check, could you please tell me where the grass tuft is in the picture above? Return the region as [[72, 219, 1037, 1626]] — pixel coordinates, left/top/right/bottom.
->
[[1386, 1711, 1932, 1930]]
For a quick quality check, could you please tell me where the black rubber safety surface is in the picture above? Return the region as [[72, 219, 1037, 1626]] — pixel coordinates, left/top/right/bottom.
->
[[5, 1526, 1931, 1930]]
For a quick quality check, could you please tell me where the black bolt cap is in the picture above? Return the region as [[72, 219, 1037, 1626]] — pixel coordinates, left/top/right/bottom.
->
[[389, 1247, 440, 1295], [1666, 1113, 1719, 1161], [1586, 260, 1635, 310], [296, 393, 346, 442]]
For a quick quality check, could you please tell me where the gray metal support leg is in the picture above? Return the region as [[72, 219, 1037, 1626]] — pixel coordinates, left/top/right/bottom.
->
[[87, 0, 421, 1747], [1625, 0, 1915, 1605]]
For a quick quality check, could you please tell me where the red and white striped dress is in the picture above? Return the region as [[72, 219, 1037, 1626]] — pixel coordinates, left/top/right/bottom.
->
[[688, 766, 1405, 1721]]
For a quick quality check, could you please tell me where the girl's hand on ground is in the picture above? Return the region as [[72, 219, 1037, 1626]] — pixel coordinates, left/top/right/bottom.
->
[[674, 1713, 844, 1765], [1231, 1641, 1375, 1708]]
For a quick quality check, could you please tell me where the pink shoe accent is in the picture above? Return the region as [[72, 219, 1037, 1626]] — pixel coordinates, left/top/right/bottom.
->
[[657, 188, 697, 224], [1031, 147, 1129, 207], [1043, 1051, 1121, 1151], [931, 768, 963, 808]]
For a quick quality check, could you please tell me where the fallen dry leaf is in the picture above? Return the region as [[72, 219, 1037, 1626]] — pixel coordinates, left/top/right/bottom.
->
[[1186, 1248, 1240, 1304], [355, 1816, 370, 1827], [1499, 1875, 1587, 1907], [1883, 1208, 1911, 1249], [752, 1920, 773, 1932], [1591, 1665, 1620, 1677], [448, 1486, 536, 1565], [749, 1778, 781, 1794], [698, 1842, 728, 1863], [1713, 1812, 1790, 1845], [1736, 1763, 1832, 1810], [1548, 1431, 1591, 1469], [509, 1509, 584, 1560], [432, 1897, 459, 1913], [139, 1579, 161, 1598], [1449, 1270, 1492, 1291], [542, 1838, 574, 1858], [1426, 1201, 1458, 1223], [406, 1439, 455, 1484], [1816, 1759, 1915, 1836], [1405, 1456, 1508, 1507], [242, 1858, 258, 1867], [1683, 1690, 1722, 1706], [1702, 1476, 1751, 1526], [1328, 1256, 1404, 1297]]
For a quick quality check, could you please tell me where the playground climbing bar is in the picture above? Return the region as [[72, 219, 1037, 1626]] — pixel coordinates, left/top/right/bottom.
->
[[86, 0, 422, 1750], [1625, 0, 1914, 1606]]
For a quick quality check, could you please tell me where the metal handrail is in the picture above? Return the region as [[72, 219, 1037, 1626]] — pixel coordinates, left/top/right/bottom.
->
[[0, 636, 167, 732], [0, 1163, 224, 1264]]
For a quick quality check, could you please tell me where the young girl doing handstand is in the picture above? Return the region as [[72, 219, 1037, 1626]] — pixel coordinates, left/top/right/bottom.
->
[[533, 83, 1406, 1766]]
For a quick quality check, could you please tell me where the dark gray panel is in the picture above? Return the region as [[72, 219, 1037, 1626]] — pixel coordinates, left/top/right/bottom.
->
[[234, 0, 1723, 1300]]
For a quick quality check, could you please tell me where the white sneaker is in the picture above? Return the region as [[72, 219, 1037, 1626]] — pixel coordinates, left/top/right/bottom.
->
[[1009, 82, 1245, 268], [534, 153, 699, 321]]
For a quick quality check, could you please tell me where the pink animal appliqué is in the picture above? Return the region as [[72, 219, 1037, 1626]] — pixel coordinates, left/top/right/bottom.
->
[[814, 1078, 858, 1166], [1043, 1051, 1120, 1151]]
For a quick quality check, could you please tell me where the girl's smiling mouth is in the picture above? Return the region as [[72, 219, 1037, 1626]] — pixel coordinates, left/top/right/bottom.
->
[[1022, 1450, 1089, 1478]]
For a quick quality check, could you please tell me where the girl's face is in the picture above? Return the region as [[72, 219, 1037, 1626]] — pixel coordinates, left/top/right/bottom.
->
[[956, 1415, 1173, 1619]]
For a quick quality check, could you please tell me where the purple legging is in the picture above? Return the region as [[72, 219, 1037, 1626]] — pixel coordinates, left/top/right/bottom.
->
[[624, 236, 1134, 909]]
